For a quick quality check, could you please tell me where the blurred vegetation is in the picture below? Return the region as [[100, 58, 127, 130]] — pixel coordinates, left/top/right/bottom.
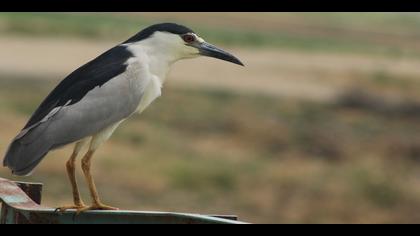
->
[[1, 13, 420, 57]]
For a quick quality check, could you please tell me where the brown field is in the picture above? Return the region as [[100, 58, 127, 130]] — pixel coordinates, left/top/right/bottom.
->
[[2, 35, 420, 102]]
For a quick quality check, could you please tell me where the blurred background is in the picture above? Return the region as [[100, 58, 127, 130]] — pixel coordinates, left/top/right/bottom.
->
[[1, 12, 420, 223]]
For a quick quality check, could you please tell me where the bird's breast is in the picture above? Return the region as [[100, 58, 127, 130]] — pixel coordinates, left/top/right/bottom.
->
[[124, 52, 164, 115], [134, 75, 162, 114]]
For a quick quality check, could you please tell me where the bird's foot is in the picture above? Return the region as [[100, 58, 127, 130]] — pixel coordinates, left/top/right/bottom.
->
[[55, 204, 88, 213], [76, 202, 119, 214]]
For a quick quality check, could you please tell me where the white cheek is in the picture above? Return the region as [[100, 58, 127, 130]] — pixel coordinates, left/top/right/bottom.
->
[[196, 36, 205, 43], [178, 46, 199, 59]]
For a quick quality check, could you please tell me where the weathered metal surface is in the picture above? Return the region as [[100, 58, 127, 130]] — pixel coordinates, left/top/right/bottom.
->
[[16, 210, 245, 224], [0, 177, 48, 224], [0, 177, 247, 224], [0, 178, 48, 210], [15, 181, 43, 205]]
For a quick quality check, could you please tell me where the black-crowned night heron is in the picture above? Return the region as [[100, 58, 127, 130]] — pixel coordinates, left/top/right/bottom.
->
[[2, 23, 243, 212]]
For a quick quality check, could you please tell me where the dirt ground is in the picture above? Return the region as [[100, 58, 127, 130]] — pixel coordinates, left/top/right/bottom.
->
[[1, 35, 420, 103]]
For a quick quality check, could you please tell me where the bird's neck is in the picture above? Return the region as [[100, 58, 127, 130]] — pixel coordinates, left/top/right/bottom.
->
[[124, 43, 179, 85], [147, 53, 174, 84]]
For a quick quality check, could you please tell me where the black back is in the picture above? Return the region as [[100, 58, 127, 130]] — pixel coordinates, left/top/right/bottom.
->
[[23, 45, 133, 130]]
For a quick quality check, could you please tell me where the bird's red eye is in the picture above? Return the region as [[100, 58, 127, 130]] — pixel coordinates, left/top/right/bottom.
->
[[182, 34, 195, 43]]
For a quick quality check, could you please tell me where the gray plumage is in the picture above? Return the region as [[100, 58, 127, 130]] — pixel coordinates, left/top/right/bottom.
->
[[3, 47, 147, 176]]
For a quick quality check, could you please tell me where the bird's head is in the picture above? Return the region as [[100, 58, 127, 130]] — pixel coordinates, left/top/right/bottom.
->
[[123, 23, 244, 66]]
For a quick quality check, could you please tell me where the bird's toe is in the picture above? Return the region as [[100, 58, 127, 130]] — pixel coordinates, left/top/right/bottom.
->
[[75, 203, 119, 214], [55, 204, 88, 213]]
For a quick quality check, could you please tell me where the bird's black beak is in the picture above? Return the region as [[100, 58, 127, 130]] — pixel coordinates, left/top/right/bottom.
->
[[198, 42, 244, 66]]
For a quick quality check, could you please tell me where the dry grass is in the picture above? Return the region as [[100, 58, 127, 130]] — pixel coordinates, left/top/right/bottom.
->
[[2, 77, 420, 223]]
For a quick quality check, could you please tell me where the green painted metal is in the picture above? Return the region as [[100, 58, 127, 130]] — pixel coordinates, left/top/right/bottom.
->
[[5, 209, 245, 224], [0, 177, 248, 224]]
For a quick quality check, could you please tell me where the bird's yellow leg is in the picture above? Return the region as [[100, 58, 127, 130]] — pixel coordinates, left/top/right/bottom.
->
[[56, 142, 87, 212], [78, 149, 119, 213]]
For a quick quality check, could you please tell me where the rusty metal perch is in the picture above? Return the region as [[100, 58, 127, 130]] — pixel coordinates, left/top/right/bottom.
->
[[0, 177, 247, 224]]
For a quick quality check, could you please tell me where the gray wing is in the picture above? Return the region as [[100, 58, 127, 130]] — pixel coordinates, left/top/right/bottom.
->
[[26, 72, 145, 148], [3, 47, 149, 176]]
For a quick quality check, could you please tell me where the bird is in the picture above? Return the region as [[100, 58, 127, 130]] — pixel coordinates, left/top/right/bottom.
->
[[2, 22, 243, 212]]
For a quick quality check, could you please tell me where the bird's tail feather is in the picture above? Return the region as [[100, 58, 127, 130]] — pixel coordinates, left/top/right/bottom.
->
[[3, 131, 52, 176]]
